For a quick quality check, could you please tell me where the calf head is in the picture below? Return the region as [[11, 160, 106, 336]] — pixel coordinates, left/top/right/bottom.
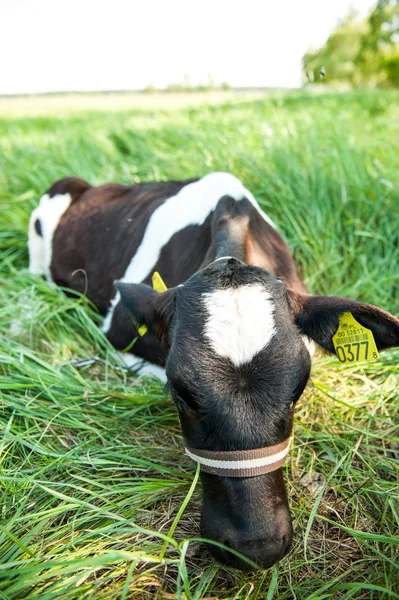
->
[[118, 258, 399, 570]]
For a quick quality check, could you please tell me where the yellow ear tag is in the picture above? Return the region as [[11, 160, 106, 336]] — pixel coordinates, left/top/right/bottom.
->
[[152, 271, 168, 293], [137, 323, 148, 337], [137, 272, 168, 336], [332, 312, 379, 363]]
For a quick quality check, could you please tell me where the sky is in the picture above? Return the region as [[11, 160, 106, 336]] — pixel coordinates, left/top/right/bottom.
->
[[0, 0, 377, 95]]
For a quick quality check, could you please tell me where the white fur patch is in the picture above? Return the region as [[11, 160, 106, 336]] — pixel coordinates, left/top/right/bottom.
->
[[103, 172, 273, 333], [243, 189, 276, 230], [115, 352, 167, 382], [203, 283, 276, 366], [28, 193, 72, 281], [28, 207, 45, 275], [302, 336, 316, 357]]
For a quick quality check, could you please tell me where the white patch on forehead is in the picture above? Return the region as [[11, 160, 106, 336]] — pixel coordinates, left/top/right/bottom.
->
[[203, 283, 276, 367], [103, 172, 271, 333], [28, 193, 72, 282]]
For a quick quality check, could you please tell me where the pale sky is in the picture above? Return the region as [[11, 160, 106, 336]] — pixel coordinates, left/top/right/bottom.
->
[[0, 0, 376, 95]]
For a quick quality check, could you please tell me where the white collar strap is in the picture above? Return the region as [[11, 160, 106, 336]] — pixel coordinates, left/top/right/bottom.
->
[[184, 437, 291, 478]]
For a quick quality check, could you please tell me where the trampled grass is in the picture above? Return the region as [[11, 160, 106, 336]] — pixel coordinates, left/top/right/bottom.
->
[[0, 90, 398, 599]]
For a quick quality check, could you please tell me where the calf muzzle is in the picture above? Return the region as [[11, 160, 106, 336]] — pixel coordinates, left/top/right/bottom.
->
[[185, 436, 293, 570]]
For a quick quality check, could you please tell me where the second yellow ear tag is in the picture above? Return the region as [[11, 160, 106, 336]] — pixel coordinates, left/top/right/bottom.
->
[[136, 272, 168, 336], [137, 323, 149, 336], [332, 312, 379, 363]]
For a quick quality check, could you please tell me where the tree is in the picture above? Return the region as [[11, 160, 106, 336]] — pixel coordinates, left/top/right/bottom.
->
[[302, 0, 399, 88], [356, 0, 399, 86], [303, 12, 367, 86]]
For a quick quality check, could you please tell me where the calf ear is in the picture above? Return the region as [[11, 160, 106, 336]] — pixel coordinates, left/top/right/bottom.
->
[[117, 282, 176, 348], [288, 291, 399, 354]]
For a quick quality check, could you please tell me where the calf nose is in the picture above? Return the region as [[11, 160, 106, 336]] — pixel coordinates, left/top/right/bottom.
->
[[208, 531, 292, 571]]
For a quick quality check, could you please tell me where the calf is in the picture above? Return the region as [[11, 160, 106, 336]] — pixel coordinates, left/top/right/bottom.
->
[[29, 172, 399, 570]]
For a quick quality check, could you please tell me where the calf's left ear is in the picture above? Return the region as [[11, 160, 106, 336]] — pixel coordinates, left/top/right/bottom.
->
[[117, 282, 176, 349], [287, 291, 399, 354]]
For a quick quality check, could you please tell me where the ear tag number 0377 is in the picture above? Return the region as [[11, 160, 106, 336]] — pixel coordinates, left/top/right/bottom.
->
[[137, 271, 168, 336], [332, 312, 379, 363]]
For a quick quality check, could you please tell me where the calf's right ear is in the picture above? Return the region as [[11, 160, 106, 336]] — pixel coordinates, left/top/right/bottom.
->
[[287, 291, 399, 354], [117, 282, 176, 349]]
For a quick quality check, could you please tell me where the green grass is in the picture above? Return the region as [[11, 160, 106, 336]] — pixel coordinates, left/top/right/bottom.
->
[[0, 90, 398, 599]]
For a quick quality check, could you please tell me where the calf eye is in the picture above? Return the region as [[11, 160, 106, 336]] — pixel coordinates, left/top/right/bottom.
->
[[166, 381, 198, 411], [174, 393, 190, 410]]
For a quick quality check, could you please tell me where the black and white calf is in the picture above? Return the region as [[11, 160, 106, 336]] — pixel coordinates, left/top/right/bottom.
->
[[29, 172, 399, 570]]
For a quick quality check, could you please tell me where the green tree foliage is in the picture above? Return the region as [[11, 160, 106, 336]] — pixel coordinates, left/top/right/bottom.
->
[[303, 0, 399, 88]]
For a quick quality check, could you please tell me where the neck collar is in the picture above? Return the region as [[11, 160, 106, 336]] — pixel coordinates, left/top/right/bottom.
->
[[184, 437, 291, 478]]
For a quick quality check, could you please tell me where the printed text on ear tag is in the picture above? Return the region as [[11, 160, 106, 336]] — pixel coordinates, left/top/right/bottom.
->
[[332, 312, 379, 363]]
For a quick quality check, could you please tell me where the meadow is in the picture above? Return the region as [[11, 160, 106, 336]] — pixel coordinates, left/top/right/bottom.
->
[[0, 90, 398, 599]]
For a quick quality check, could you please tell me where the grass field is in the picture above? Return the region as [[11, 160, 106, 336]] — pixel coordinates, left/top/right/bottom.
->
[[0, 90, 398, 599], [0, 91, 267, 118]]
